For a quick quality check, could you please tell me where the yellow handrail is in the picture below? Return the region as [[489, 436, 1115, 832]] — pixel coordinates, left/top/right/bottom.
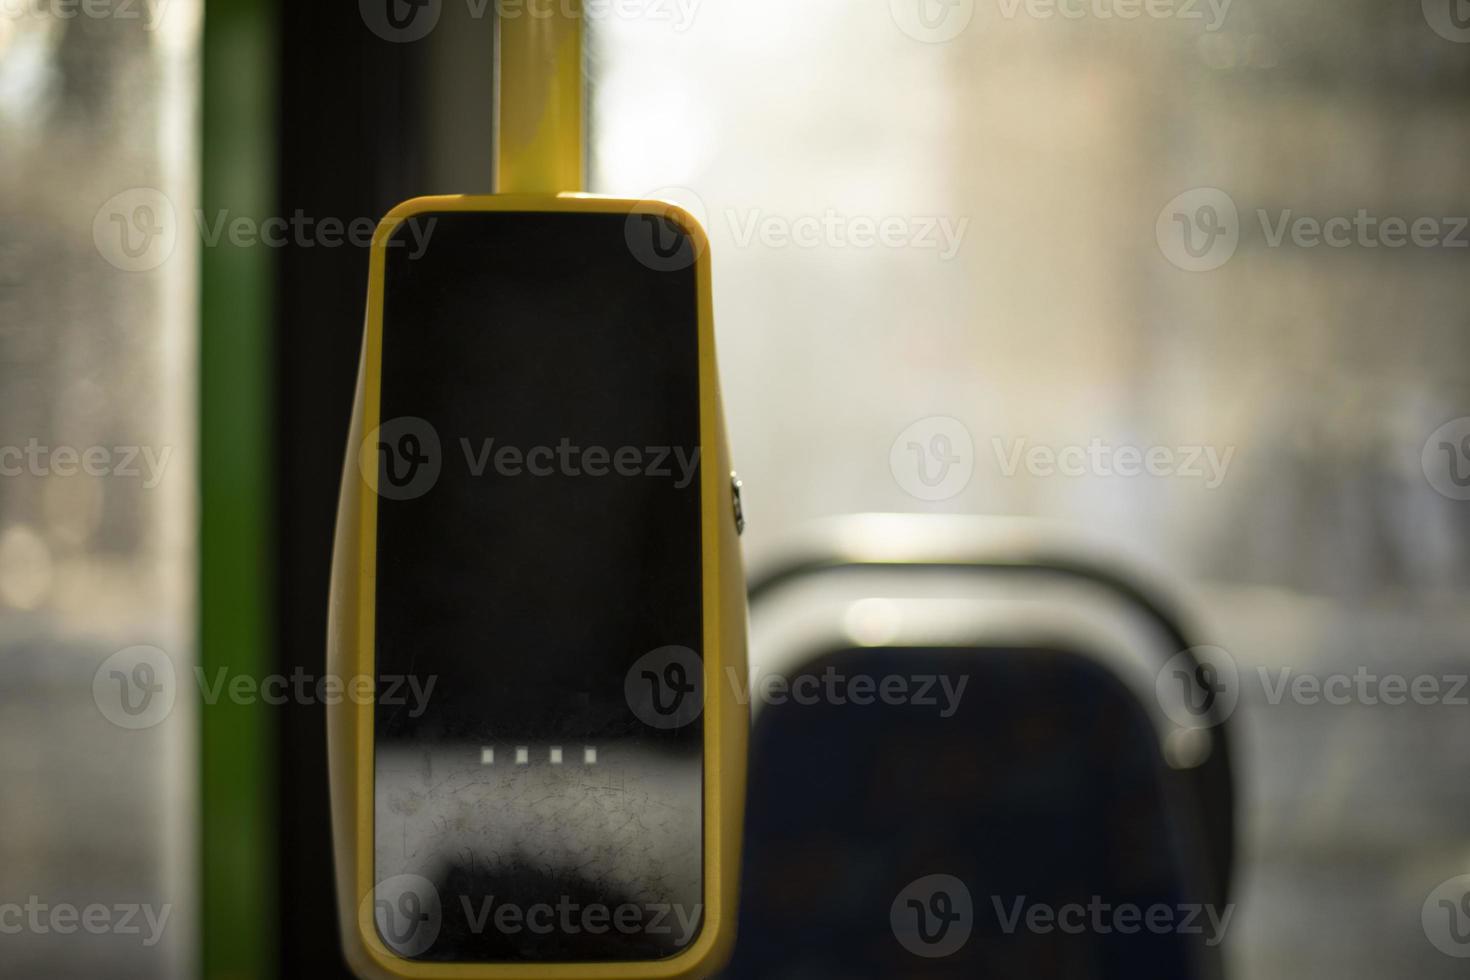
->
[[494, 3, 584, 193]]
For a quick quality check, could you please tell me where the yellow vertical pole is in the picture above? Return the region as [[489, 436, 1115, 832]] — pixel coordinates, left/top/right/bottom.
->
[[494, 3, 584, 193]]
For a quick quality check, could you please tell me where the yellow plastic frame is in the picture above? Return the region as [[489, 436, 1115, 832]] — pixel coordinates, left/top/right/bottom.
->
[[327, 193, 748, 980]]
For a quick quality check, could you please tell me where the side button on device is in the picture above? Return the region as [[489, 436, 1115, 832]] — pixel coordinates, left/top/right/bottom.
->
[[730, 472, 746, 535]]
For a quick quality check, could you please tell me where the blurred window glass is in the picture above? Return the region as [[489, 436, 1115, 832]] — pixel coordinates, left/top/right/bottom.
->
[[0, 4, 199, 978]]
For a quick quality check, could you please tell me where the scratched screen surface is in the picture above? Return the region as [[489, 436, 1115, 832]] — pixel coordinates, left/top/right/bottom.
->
[[372, 210, 704, 963]]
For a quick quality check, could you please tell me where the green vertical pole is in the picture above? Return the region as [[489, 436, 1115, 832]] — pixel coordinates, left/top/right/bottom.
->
[[200, 0, 276, 977]]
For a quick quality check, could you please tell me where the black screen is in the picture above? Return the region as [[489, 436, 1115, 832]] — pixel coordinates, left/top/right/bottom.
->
[[372, 210, 704, 963]]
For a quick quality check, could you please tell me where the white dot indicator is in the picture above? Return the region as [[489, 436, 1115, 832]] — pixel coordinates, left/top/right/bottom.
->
[[583, 746, 597, 765], [515, 746, 529, 765], [549, 746, 563, 765], [480, 747, 494, 765]]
